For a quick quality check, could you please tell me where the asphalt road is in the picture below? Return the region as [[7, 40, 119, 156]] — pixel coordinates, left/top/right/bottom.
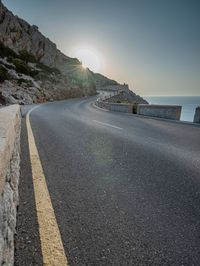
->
[[15, 96, 200, 265]]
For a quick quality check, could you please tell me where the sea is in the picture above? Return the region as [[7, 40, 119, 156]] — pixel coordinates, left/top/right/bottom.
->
[[143, 96, 200, 122]]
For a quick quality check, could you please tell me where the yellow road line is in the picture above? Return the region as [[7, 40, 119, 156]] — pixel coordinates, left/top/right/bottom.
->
[[26, 107, 68, 266]]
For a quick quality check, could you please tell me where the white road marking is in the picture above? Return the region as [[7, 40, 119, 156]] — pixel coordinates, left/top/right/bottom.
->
[[93, 120, 123, 130]]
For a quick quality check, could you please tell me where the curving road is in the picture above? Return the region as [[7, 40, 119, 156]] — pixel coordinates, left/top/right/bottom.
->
[[15, 96, 200, 265]]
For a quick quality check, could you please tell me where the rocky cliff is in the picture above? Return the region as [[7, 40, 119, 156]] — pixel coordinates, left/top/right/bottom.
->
[[0, 2, 81, 75], [0, 2, 146, 105], [0, 2, 99, 104], [0, 41, 96, 104], [103, 90, 148, 104], [92, 73, 119, 88], [0, 3, 116, 86]]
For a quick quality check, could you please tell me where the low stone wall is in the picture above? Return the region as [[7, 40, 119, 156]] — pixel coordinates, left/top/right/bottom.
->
[[193, 107, 200, 123], [95, 100, 133, 113], [109, 103, 133, 113], [0, 105, 21, 266], [137, 104, 182, 120], [95, 100, 110, 110]]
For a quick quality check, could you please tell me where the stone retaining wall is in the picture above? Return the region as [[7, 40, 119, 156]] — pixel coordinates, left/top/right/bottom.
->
[[109, 103, 133, 113], [95, 100, 133, 113], [137, 104, 182, 120], [0, 105, 21, 266]]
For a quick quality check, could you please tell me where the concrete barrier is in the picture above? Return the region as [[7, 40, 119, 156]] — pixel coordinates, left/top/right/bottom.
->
[[109, 103, 133, 113], [193, 107, 200, 123], [96, 100, 184, 121], [95, 100, 110, 110], [95, 100, 134, 113], [137, 104, 182, 120], [0, 105, 21, 266]]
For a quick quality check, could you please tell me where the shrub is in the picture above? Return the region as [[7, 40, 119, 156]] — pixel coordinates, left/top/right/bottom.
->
[[18, 49, 37, 63], [0, 65, 10, 82], [17, 78, 33, 87], [37, 63, 61, 75], [30, 70, 40, 78], [12, 58, 31, 75], [7, 56, 15, 63], [3, 63, 15, 70], [36, 71, 49, 81], [0, 41, 18, 58]]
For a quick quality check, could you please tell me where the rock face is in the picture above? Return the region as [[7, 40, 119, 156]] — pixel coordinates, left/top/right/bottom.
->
[[99, 84, 148, 104], [0, 3, 79, 75], [92, 73, 119, 88], [105, 90, 148, 104], [0, 2, 97, 104], [0, 54, 96, 105]]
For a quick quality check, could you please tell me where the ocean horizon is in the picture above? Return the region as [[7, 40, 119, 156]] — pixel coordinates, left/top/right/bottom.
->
[[143, 96, 200, 122]]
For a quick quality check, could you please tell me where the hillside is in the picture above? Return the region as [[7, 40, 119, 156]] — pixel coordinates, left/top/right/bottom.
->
[[103, 90, 148, 104], [91, 73, 119, 88]]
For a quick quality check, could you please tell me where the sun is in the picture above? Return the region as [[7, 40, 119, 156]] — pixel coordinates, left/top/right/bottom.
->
[[73, 48, 101, 73]]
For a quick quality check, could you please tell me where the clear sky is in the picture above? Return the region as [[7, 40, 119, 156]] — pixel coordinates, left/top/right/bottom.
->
[[2, 0, 200, 96]]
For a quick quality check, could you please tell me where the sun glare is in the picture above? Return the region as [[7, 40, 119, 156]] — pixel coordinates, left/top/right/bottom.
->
[[73, 48, 101, 73]]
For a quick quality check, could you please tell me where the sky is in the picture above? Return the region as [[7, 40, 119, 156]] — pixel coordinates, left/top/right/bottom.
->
[[2, 0, 200, 96]]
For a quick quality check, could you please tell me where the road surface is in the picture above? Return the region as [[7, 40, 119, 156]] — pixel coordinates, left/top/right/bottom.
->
[[15, 96, 200, 265]]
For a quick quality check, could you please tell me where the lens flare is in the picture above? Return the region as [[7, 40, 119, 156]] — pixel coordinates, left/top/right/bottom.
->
[[73, 48, 101, 72]]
